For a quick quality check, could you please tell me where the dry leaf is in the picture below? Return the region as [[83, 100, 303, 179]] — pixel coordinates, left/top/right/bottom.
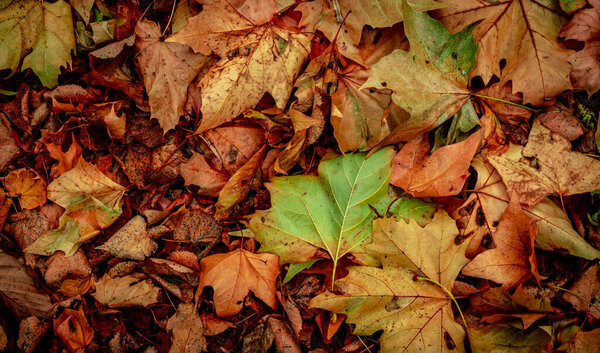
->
[[166, 302, 206, 353], [489, 120, 600, 207], [93, 274, 160, 308], [96, 215, 158, 260], [563, 265, 600, 319], [53, 308, 93, 353], [44, 249, 91, 285], [3, 169, 47, 209], [135, 20, 208, 132], [45, 136, 82, 176], [200, 248, 279, 317], [462, 195, 540, 290], [391, 129, 481, 197]]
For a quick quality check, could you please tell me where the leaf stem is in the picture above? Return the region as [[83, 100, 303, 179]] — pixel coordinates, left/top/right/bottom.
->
[[331, 261, 338, 291], [417, 276, 467, 329], [472, 93, 540, 112], [550, 285, 595, 308], [163, 0, 178, 36]]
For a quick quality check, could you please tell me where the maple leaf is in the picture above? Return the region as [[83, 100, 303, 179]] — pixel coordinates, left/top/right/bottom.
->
[[488, 120, 600, 207], [3, 169, 47, 210], [0, 0, 75, 88], [248, 148, 395, 283], [25, 158, 125, 256], [134, 21, 208, 132], [435, 0, 572, 105], [462, 195, 540, 289], [391, 129, 481, 197], [560, 0, 600, 95], [93, 274, 160, 308], [458, 155, 600, 260], [310, 210, 468, 353], [363, 1, 478, 140], [166, 302, 207, 353], [199, 248, 279, 317], [96, 215, 158, 261], [167, 1, 311, 132]]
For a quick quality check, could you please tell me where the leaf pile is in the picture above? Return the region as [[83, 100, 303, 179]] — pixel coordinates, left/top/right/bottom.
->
[[0, 0, 600, 352]]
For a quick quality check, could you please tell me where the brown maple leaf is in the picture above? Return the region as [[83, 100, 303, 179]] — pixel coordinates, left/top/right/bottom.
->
[[462, 194, 540, 290], [199, 248, 279, 317]]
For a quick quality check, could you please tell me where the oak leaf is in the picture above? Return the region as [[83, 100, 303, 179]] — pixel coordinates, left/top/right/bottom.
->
[[199, 248, 279, 317], [435, 0, 572, 105], [462, 195, 540, 290], [311, 210, 468, 353], [135, 21, 208, 132], [560, 0, 600, 95], [364, 1, 478, 139], [93, 274, 160, 308], [167, 1, 311, 132], [249, 148, 395, 279], [391, 129, 481, 197], [96, 215, 158, 261], [457, 155, 600, 260], [488, 120, 600, 207]]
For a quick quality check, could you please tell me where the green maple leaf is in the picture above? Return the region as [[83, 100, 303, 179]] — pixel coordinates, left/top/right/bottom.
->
[[249, 147, 395, 286], [0, 0, 75, 88]]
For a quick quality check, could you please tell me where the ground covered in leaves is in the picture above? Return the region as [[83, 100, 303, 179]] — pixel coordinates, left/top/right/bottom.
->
[[1, 0, 600, 352]]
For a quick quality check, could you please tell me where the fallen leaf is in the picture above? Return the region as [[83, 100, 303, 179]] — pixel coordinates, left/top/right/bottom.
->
[[538, 105, 584, 141], [559, 327, 600, 353], [560, 0, 600, 95], [179, 153, 229, 197], [0, 0, 76, 87], [267, 317, 301, 353], [467, 321, 551, 353], [364, 2, 478, 139], [462, 195, 540, 290], [560, 0, 588, 13], [53, 308, 93, 353], [563, 265, 600, 319], [166, 302, 206, 353], [70, 0, 94, 24], [96, 215, 158, 261], [18, 316, 51, 353], [3, 169, 47, 209], [489, 120, 600, 207], [173, 210, 222, 244], [275, 108, 324, 172], [0, 252, 53, 318], [391, 129, 481, 197], [200, 248, 279, 317], [44, 249, 91, 285], [135, 21, 208, 132], [476, 82, 532, 125], [0, 117, 20, 170], [45, 137, 83, 176], [93, 274, 160, 308], [249, 148, 395, 282], [436, 0, 572, 105], [310, 210, 468, 353], [167, 1, 311, 132]]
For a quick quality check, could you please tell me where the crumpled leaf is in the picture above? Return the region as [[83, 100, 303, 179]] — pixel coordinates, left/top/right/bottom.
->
[[25, 158, 125, 256], [135, 20, 208, 132], [0, 252, 53, 319], [391, 129, 481, 197], [166, 302, 206, 353], [167, 1, 311, 132], [0, 0, 76, 88], [249, 148, 394, 278], [560, 0, 600, 95], [310, 210, 468, 353], [92, 274, 160, 308], [489, 120, 600, 207], [462, 195, 540, 290], [4, 169, 47, 209], [275, 108, 324, 172], [200, 248, 279, 317], [45, 137, 82, 177], [363, 1, 478, 140], [53, 308, 93, 353], [435, 0, 572, 105], [96, 215, 158, 260], [457, 155, 600, 260]]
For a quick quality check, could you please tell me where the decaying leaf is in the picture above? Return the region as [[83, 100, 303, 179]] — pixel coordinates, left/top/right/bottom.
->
[[249, 148, 394, 281], [93, 274, 160, 308], [53, 308, 93, 353], [3, 169, 47, 209], [311, 210, 468, 353], [489, 120, 600, 207], [96, 215, 158, 261], [0, 0, 75, 87], [167, 1, 311, 132], [166, 302, 207, 353], [135, 21, 208, 132], [199, 249, 279, 317], [462, 195, 540, 290], [391, 129, 481, 197]]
